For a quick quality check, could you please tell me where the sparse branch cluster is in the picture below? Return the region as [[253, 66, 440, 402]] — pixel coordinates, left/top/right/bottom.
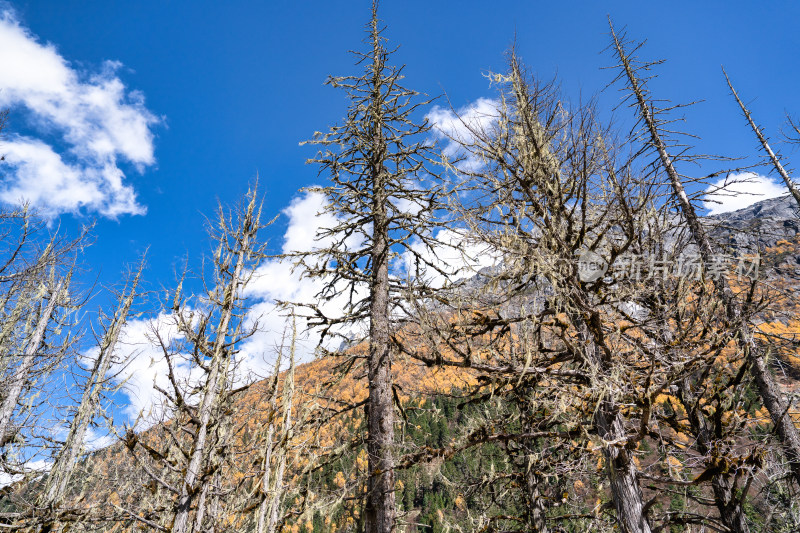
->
[[3, 6, 800, 533]]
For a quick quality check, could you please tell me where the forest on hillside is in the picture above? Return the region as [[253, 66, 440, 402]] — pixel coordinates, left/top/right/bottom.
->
[[3, 4, 800, 533]]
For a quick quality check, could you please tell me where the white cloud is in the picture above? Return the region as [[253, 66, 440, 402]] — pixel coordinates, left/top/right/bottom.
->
[[0, 459, 50, 488], [400, 228, 501, 289], [108, 191, 501, 425], [84, 426, 116, 452], [109, 308, 298, 429], [104, 311, 189, 425], [279, 190, 342, 254], [0, 9, 159, 217], [242, 190, 369, 360], [703, 172, 787, 215], [427, 98, 499, 171], [427, 97, 499, 147], [109, 191, 367, 425]]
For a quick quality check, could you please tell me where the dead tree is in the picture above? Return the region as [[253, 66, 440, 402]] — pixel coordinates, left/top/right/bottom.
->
[[483, 57, 652, 533], [254, 318, 298, 533], [297, 3, 444, 532], [395, 45, 773, 531], [395, 53, 674, 532], [0, 207, 84, 455], [0, 278, 66, 450], [122, 187, 272, 533], [35, 259, 144, 529], [723, 68, 800, 209], [609, 21, 800, 490], [0, 121, 87, 459]]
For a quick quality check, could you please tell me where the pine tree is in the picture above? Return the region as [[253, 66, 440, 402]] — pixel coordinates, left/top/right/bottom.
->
[[297, 3, 443, 531]]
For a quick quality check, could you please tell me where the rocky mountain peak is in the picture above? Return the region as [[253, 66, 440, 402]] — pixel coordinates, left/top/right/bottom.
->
[[707, 194, 800, 252]]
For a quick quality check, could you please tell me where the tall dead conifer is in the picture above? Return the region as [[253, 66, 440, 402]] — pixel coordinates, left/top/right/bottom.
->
[[297, 3, 444, 532]]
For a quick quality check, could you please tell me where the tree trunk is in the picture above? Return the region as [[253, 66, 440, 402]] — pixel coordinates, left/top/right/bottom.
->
[[610, 24, 800, 488], [750, 351, 800, 486], [596, 406, 652, 533], [678, 380, 750, 533], [364, 167, 396, 533], [581, 319, 651, 533], [173, 236, 249, 533], [524, 460, 549, 533], [711, 475, 750, 533], [256, 421, 276, 533], [257, 320, 296, 533], [723, 69, 800, 210], [41, 270, 140, 510], [363, 8, 396, 531], [191, 481, 210, 533], [0, 280, 63, 447], [0, 291, 27, 381]]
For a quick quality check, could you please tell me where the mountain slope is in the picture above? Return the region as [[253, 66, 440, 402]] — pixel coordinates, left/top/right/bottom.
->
[[4, 195, 800, 532]]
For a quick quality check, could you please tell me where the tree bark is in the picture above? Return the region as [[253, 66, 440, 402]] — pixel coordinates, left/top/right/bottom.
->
[[362, 7, 396, 532], [172, 220, 251, 533], [723, 69, 800, 210], [0, 280, 63, 447], [364, 121, 396, 533], [678, 380, 750, 533], [257, 320, 296, 533], [41, 269, 140, 510], [510, 57, 652, 530], [611, 24, 800, 488], [524, 459, 549, 533], [595, 408, 652, 533], [580, 318, 651, 533]]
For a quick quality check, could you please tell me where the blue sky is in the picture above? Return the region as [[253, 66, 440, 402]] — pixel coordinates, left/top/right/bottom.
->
[[6, 0, 798, 287], [1, 0, 798, 425]]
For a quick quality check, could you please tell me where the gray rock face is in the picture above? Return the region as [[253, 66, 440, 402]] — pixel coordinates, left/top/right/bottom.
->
[[446, 195, 800, 300], [712, 194, 800, 223], [707, 194, 800, 253]]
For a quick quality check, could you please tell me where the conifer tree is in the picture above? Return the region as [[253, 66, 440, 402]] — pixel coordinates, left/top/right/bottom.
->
[[609, 22, 800, 489], [122, 187, 272, 533], [37, 261, 143, 528], [298, 3, 443, 531]]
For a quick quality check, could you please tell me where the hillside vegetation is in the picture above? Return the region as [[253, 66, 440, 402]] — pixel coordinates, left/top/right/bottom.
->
[[2, 5, 800, 533]]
